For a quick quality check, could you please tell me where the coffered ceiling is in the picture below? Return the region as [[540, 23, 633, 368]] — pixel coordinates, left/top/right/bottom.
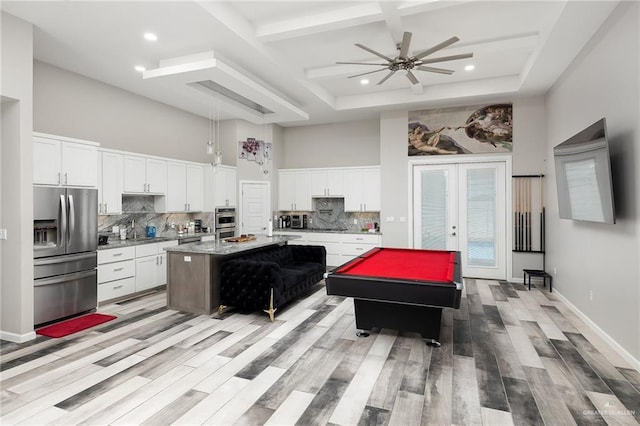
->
[[1, 1, 620, 126]]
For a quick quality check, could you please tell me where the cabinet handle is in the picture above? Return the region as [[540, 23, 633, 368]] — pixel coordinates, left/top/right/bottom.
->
[[147, 183, 151, 192], [156, 257, 159, 265], [58, 172, 61, 185], [160, 257, 163, 265], [188, 203, 191, 211], [64, 172, 68, 185], [113, 267, 124, 272], [356, 237, 363, 241], [104, 202, 107, 212], [184, 203, 187, 211], [112, 253, 123, 257], [113, 285, 123, 290]]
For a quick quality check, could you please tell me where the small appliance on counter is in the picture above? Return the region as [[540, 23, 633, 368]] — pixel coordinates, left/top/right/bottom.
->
[[278, 215, 291, 229], [146, 224, 156, 238], [194, 219, 202, 233], [98, 234, 109, 246], [291, 214, 307, 229]]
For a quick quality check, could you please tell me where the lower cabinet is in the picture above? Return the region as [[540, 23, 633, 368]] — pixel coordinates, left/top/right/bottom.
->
[[98, 240, 178, 303], [276, 231, 381, 267]]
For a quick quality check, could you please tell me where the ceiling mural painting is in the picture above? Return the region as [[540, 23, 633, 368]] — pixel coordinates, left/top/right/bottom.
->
[[408, 103, 513, 156]]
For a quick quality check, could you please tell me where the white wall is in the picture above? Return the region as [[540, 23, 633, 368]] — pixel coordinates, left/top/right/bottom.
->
[[544, 1, 639, 361], [34, 61, 212, 162], [281, 119, 380, 168], [1, 12, 35, 342]]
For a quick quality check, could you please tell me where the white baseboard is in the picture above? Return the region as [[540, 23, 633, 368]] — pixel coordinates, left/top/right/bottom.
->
[[0, 330, 37, 343], [553, 289, 640, 372]]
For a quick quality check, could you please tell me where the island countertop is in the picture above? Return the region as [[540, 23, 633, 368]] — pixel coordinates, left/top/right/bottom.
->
[[163, 234, 299, 255]]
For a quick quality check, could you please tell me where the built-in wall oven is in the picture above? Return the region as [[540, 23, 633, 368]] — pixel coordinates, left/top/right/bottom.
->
[[215, 207, 236, 240]]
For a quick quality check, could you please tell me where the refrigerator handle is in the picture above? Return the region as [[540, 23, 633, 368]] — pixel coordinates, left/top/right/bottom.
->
[[60, 194, 67, 248], [68, 194, 75, 246]]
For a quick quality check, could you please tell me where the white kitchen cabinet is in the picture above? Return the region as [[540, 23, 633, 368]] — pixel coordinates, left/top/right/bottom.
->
[[33, 134, 98, 187], [97, 151, 123, 214], [97, 246, 136, 303], [167, 162, 203, 212], [340, 233, 381, 262], [278, 170, 311, 211], [134, 240, 178, 292], [123, 155, 167, 194], [214, 166, 237, 207], [306, 232, 342, 266], [310, 169, 344, 197], [343, 167, 380, 212]]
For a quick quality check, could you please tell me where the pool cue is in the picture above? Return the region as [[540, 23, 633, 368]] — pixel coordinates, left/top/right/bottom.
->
[[527, 178, 532, 251], [514, 178, 519, 250]]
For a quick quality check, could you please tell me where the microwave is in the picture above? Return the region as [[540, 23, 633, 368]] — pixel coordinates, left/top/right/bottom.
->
[[291, 214, 307, 229]]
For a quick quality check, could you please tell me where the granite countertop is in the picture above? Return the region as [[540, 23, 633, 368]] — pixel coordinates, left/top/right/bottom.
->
[[163, 235, 299, 255], [97, 232, 217, 250], [274, 228, 382, 235]]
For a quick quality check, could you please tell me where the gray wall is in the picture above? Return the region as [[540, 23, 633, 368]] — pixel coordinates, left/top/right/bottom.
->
[[544, 1, 639, 361], [34, 61, 212, 162], [281, 119, 380, 168], [1, 12, 35, 341]]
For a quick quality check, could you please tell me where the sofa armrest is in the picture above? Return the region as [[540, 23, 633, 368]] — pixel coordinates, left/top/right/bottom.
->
[[220, 260, 285, 309], [290, 245, 327, 269]]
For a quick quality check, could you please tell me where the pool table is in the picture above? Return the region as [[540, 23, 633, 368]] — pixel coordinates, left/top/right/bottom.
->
[[325, 247, 463, 346]]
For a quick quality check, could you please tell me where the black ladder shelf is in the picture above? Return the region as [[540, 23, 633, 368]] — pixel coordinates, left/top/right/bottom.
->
[[513, 174, 552, 292]]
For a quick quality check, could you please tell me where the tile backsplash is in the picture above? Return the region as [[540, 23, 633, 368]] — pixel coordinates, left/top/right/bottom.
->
[[278, 198, 380, 232], [98, 195, 213, 238]]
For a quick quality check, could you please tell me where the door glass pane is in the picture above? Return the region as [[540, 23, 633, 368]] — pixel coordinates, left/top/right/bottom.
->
[[420, 170, 447, 249], [467, 169, 496, 266]]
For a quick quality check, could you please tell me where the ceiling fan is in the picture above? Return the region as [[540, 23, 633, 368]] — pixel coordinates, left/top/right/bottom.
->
[[337, 32, 473, 85]]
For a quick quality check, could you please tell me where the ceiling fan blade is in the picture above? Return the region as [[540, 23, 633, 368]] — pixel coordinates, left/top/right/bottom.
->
[[414, 36, 460, 60], [417, 65, 454, 75], [347, 68, 389, 79], [398, 32, 412, 60], [420, 52, 473, 65], [336, 61, 390, 66], [406, 70, 420, 85], [377, 70, 396, 85], [355, 43, 394, 62]]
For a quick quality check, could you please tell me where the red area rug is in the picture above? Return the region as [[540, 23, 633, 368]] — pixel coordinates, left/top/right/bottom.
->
[[36, 313, 116, 338]]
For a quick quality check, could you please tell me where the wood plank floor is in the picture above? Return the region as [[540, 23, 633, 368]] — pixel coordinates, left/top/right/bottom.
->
[[1, 279, 639, 425]]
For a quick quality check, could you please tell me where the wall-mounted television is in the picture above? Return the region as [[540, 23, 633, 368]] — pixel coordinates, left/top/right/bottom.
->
[[553, 118, 615, 224]]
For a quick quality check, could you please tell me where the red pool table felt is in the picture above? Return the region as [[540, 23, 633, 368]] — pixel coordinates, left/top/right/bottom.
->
[[335, 247, 456, 283]]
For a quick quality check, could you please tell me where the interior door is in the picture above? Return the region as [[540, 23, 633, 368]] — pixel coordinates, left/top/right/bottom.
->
[[241, 182, 270, 234], [413, 161, 507, 279]]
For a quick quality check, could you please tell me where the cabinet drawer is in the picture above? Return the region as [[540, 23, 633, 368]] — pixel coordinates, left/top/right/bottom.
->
[[341, 244, 378, 257], [135, 243, 159, 258], [327, 254, 343, 267], [98, 277, 135, 302], [306, 232, 341, 243], [98, 259, 135, 283], [98, 246, 135, 264], [158, 240, 178, 250], [341, 234, 380, 244]]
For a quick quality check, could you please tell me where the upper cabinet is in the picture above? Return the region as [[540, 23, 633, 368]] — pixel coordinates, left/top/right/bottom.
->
[[98, 151, 123, 214], [167, 162, 204, 212], [33, 134, 98, 187], [214, 166, 237, 208], [123, 155, 167, 194], [310, 169, 344, 197], [343, 167, 380, 212], [278, 170, 311, 211]]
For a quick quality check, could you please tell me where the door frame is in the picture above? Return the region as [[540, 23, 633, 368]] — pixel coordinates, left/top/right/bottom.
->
[[238, 180, 271, 235], [408, 154, 513, 280]]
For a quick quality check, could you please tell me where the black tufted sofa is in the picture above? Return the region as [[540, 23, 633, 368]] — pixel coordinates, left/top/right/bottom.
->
[[220, 245, 326, 320]]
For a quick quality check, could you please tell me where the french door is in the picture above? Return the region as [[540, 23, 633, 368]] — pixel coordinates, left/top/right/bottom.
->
[[412, 161, 507, 279]]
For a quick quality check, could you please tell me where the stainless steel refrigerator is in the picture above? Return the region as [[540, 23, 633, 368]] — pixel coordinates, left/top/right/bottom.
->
[[33, 186, 98, 325]]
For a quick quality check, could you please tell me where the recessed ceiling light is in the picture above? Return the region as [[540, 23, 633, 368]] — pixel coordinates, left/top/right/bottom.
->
[[134, 65, 146, 72], [143, 32, 157, 42], [464, 64, 475, 71], [360, 79, 369, 85]]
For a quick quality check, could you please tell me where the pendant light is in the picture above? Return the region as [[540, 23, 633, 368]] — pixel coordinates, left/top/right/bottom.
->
[[213, 94, 222, 166]]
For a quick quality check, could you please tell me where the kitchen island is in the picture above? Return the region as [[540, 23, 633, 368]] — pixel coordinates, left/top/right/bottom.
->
[[164, 235, 299, 315]]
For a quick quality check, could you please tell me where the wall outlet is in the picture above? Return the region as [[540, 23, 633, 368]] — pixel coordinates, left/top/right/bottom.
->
[[0, 229, 6, 240], [399, 217, 406, 223]]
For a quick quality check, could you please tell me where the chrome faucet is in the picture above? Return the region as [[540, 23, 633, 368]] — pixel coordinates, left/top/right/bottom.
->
[[131, 219, 136, 239]]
